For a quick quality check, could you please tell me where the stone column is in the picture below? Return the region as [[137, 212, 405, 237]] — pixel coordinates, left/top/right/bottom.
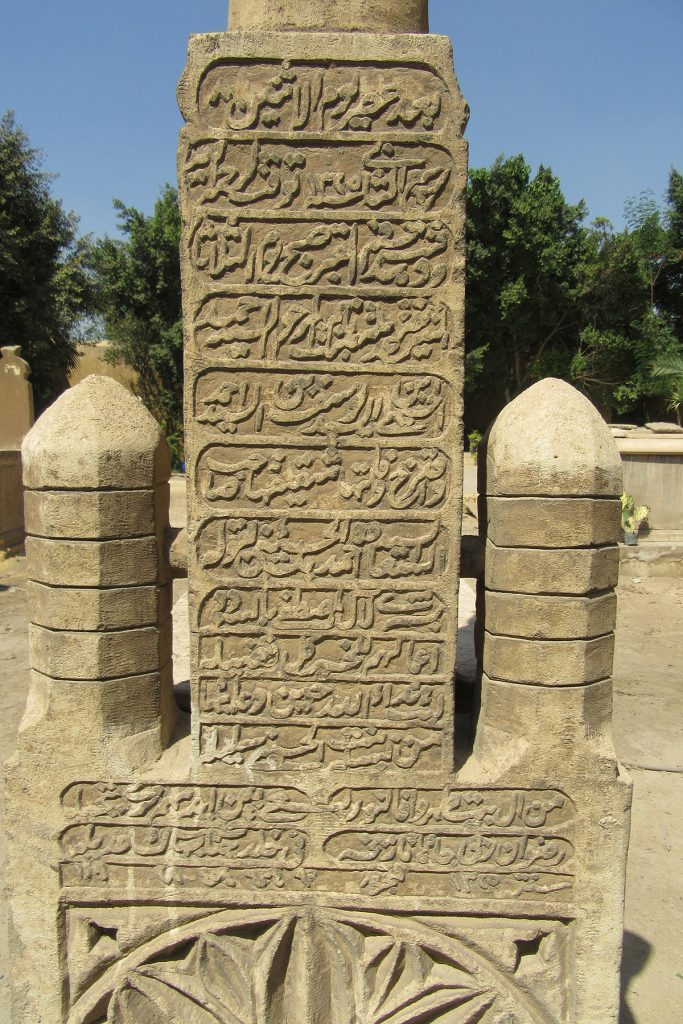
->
[[474, 377, 631, 1022], [7, 375, 177, 1023], [228, 0, 429, 33], [21, 374, 175, 768]]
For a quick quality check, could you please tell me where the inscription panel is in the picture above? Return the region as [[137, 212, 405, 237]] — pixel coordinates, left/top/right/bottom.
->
[[60, 784, 576, 903], [198, 678, 447, 725], [184, 137, 457, 214], [193, 294, 454, 365], [194, 369, 450, 438], [189, 216, 456, 287], [181, 41, 464, 777], [195, 516, 449, 580], [192, 61, 451, 133], [197, 444, 450, 510], [198, 633, 446, 680], [198, 584, 447, 632]]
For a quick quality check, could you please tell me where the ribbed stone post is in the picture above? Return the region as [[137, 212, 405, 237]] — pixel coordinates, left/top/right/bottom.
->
[[479, 377, 622, 701], [21, 375, 176, 768], [472, 378, 630, 1024]]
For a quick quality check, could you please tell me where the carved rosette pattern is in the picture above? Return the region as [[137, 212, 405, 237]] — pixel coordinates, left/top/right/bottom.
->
[[72, 908, 545, 1024], [179, 43, 467, 778]]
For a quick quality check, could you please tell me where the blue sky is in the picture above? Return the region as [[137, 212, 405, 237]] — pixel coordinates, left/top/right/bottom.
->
[[1, 0, 681, 239]]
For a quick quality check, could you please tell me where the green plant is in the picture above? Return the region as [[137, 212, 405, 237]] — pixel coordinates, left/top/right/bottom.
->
[[467, 429, 483, 462], [620, 492, 650, 535], [651, 350, 683, 425]]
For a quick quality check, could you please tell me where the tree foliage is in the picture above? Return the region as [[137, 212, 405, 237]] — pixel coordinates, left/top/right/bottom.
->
[[0, 111, 91, 412], [465, 156, 683, 427], [85, 160, 682, 448], [465, 155, 587, 407], [90, 186, 183, 461]]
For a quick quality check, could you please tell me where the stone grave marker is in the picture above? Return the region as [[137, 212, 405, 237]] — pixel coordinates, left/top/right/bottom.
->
[[6, 3, 631, 1022], [0, 346, 34, 451]]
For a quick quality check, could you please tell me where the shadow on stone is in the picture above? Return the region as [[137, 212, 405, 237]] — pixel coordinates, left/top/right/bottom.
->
[[620, 929, 651, 1024]]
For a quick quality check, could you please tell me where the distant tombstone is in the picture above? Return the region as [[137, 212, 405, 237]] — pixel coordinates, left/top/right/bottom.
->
[[6, 3, 631, 1023], [0, 346, 34, 450]]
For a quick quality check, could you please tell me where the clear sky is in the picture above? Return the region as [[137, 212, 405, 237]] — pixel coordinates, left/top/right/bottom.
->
[[1, 1, 681, 239]]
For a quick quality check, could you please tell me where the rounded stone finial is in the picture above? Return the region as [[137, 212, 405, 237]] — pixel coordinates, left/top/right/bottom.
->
[[228, 0, 429, 34], [22, 375, 171, 490], [487, 378, 623, 497]]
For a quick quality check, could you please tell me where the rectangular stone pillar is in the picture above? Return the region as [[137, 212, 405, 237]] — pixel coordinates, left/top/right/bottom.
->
[[178, 29, 468, 780]]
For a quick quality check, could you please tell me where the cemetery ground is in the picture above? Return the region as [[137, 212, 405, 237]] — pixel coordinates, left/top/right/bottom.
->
[[0, 473, 681, 1023]]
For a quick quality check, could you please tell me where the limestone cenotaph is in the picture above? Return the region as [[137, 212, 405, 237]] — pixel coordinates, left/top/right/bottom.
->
[[6, 3, 631, 1022]]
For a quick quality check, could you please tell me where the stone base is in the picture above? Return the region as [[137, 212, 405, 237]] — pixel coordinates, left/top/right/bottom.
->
[[619, 539, 683, 577]]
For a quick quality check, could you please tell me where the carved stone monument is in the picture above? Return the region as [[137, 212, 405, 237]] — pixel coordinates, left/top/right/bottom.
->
[[6, 3, 631, 1022], [0, 345, 34, 450], [0, 346, 34, 547]]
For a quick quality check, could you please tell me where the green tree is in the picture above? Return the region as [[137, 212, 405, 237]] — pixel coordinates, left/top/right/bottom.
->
[[657, 168, 683, 342], [465, 155, 587, 414], [0, 111, 91, 412], [651, 352, 683, 425], [90, 185, 183, 462], [572, 181, 682, 419]]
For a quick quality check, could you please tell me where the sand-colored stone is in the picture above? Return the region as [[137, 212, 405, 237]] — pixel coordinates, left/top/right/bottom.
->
[[0, 347, 33, 548], [472, 379, 629, 1023], [228, 0, 429, 33], [6, 376, 176, 1024], [68, 340, 138, 393], [0, 346, 34, 450], [486, 495, 620, 548], [23, 488, 161, 539], [485, 590, 617, 640], [6, 12, 630, 1024], [617, 436, 683, 532], [27, 580, 170, 632], [25, 536, 161, 587], [487, 377, 623, 497], [29, 623, 167, 680], [484, 632, 616, 686], [0, 451, 24, 549], [22, 375, 170, 489], [485, 539, 621, 594]]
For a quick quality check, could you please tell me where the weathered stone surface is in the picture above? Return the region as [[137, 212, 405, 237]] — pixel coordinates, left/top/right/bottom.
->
[[27, 580, 170, 632], [474, 380, 629, 1023], [6, 12, 630, 1024], [485, 539, 621, 594], [487, 377, 623, 497], [0, 346, 33, 547], [29, 623, 169, 680], [485, 590, 617, 639], [228, 0, 429, 33], [645, 420, 683, 433], [473, 675, 617, 765], [25, 536, 160, 587], [0, 345, 34, 450], [22, 375, 171, 489], [23, 488, 159, 539], [484, 632, 616, 686], [178, 26, 467, 780], [0, 450, 24, 549], [7, 376, 177, 1024], [486, 496, 620, 548]]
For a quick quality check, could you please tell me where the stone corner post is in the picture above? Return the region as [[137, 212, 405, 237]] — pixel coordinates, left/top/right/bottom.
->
[[473, 376, 632, 1023], [19, 374, 176, 771]]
